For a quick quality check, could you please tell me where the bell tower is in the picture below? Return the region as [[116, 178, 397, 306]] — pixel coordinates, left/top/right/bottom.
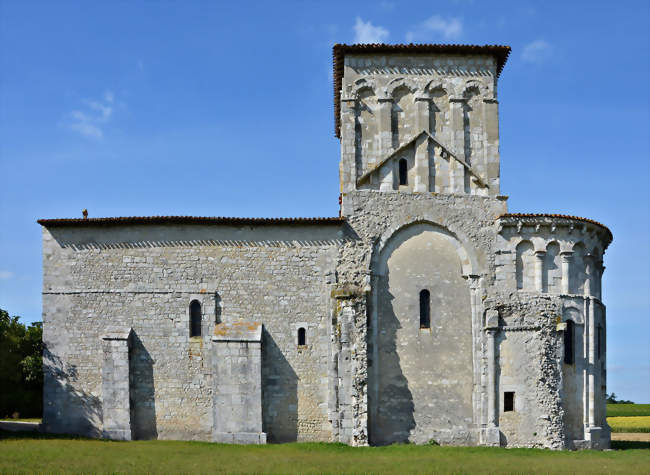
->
[[334, 44, 510, 197]]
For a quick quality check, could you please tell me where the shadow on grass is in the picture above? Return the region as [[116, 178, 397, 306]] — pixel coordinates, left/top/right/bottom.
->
[[0, 429, 99, 441], [611, 440, 650, 450]]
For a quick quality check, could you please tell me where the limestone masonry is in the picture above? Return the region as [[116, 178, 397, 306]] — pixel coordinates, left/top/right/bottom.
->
[[38, 44, 612, 449]]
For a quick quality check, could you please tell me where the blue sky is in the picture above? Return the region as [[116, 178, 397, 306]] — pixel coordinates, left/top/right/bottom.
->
[[1, 0, 648, 402]]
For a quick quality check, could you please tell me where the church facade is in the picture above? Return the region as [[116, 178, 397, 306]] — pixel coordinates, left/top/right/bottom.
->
[[39, 44, 612, 449]]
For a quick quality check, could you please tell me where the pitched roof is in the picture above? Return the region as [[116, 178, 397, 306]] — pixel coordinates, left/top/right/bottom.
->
[[37, 216, 345, 227], [356, 129, 487, 189], [333, 43, 512, 138]]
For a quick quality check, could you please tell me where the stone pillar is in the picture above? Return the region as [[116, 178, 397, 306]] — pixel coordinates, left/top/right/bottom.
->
[[379, 162, 394, 191], [560, 251, 573, 294], [585, 298, 602, 446], [339, 96, 357, 192], [377, 97, 392, 157], [534, 251, 546, 292], [331, 284, 368, 447], [101, 329, 132, 441], [483, 98, 500, 195], [483, 309, 500, 446], [449, 97, 466, 193], [413, 96, 430, 192], [584, 254, 594, 297], [377, 97, 393, 191], [212, 322, 266, 444]]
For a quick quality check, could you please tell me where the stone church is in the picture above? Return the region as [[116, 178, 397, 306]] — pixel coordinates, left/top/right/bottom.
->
[[39, 44, 612, 449]]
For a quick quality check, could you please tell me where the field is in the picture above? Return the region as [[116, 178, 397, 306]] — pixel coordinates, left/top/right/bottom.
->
[[609, 417, 650, 433], [0, 431, 648, 474], [0, 405, 647, 473], [607, 404, 650, 417]]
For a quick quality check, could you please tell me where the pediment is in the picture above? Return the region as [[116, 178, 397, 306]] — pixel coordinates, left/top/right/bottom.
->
[[357, 130, 487, 190]]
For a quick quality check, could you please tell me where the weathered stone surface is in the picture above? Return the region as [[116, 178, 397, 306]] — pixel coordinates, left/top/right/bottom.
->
[[40, 46, 611, 450]]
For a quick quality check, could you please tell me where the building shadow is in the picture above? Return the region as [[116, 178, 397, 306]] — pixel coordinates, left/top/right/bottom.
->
[[261, 329, 298, 442], [369, 276, 416, 446], [129, 332, 157, 440], [42, 345, 102, 437]]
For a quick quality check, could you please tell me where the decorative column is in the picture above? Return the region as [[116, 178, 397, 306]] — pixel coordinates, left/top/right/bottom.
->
[[101, 329, 133, 441], [483, 98, 500, 194], [483, 309, 500, 446], [449, 97, 466, 193], [339, 96, 357, 192], [584, 254, 594, 297], [413, 96, 431, 192], [560, 251, 573, 294], [534, 251, 546, 292], [585, 297, 602, 446], [378, 97, 393, 190]]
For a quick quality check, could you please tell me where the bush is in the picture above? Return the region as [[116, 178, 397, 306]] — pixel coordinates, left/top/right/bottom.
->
[[0, 309, 42, 419]]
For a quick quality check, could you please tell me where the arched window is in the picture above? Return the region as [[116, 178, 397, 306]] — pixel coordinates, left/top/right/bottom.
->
[[298, 327, 306, 346], [564, 320, 574, 364], [399, 159, 408, 186], [419, 289, 430, 329], [190, 300, 202, 337]]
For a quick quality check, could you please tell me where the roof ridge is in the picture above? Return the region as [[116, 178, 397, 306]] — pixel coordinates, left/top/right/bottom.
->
[[38, 216, 345, 227]]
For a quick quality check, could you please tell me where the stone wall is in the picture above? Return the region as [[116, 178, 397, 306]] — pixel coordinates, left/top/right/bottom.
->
[[339, 54, 500, 196], [42, 223, 344, 442], [337, 191, 507, 446]]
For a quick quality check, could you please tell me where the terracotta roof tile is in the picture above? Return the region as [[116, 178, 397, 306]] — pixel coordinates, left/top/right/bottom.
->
[[333, 43, 511, 138], [37, 216, 345, 227]]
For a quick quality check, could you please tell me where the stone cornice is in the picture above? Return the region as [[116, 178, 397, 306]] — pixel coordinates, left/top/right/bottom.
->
[[496, 213, 612, 247]]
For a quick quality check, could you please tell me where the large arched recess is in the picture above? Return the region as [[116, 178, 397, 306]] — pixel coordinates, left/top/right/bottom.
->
[[368, 222, 476, 445]]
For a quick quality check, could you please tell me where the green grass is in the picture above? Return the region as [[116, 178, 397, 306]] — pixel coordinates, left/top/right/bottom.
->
[[607, 404, 650, 417], [0, 431, 648, 474], [608, 417, 650, 433]]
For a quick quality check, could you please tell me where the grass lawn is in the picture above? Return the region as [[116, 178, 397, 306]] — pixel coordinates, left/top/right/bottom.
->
[[607, 404, 650, 417], [0, 431, 649, 474]]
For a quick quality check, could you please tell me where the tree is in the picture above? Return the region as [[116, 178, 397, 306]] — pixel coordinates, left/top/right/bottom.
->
[[606, 392, 634, 404], [0, 309, 43, 418]]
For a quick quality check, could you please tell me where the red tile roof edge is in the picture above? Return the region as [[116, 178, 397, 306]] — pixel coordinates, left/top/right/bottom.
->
[[333, 43, 512, 138], [37, 216, 346, 227], [497, 213, 612, 240]]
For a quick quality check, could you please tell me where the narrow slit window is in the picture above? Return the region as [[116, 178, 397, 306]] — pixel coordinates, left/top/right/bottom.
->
[[504, 392, 515, 412], [399, 158, 408, 186], [298, 327, 306, 346], [190, 300, 202, 337], [419, 289, 430, 329], [564, 320, 574, 364]]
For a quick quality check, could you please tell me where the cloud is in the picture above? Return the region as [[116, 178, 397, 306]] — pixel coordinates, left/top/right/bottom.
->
[[67, 91, 115, 139], [522, 40, 551, 63], [353, 17, 389, 44], [406, 16, 463, 42], [0, 270, 13, 280]]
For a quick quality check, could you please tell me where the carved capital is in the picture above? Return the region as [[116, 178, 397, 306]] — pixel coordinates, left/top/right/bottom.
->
[[485, 309, 499, 329]]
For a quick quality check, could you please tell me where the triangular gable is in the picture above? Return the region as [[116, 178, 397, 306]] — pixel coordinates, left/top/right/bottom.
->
[[356, 130, 488, 189]]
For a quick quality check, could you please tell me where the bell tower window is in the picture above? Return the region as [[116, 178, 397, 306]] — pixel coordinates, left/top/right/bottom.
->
[[399, 158, 408, 186]]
